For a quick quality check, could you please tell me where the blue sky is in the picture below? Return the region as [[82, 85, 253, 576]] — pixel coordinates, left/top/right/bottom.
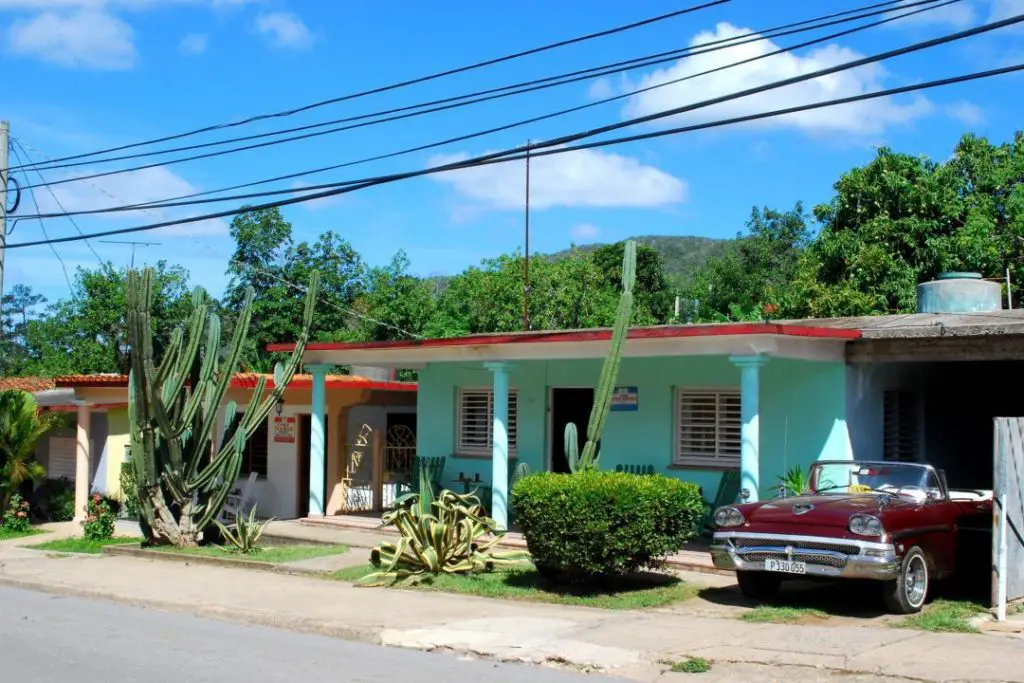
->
[[3, 0, 1023, 306]]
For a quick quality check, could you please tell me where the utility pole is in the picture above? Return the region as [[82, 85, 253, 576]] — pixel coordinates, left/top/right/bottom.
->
[[98, 239, 161, 269], [0, 120, 9, 320], [523, 140, 532, 331]]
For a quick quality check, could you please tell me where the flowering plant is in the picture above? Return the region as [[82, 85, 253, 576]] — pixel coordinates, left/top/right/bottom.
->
[[82, 493, 116, 540], [1, 494, 31, 533]]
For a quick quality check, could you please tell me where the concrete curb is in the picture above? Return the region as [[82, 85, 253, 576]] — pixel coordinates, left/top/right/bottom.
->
[[101, 544, 329, 577], [0, 575, 383, 645]]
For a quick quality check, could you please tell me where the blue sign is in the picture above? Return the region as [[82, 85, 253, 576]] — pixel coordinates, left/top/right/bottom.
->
[[609, 386, 638, 411]]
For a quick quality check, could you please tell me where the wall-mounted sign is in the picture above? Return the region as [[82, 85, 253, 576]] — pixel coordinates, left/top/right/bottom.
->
[[273, 416, 296, 443], [610, 386, 638, 411]]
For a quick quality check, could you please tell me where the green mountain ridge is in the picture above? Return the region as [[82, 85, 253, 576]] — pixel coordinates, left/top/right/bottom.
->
[[550, 235, 730, 286]]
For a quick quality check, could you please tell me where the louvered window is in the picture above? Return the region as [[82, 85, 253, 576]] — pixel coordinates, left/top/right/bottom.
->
[[675, 389, 741, 467], [883, 390, 919, 462], [457, 388, 518, 455], [237, 414, 269, 477]]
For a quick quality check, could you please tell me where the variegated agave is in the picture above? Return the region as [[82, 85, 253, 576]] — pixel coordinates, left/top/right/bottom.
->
[[358, 468, 530, 586]]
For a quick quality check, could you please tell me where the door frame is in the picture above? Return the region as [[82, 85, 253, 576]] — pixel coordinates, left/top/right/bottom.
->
[[545, 385, 594, 473], [296, 412, 330, 518]]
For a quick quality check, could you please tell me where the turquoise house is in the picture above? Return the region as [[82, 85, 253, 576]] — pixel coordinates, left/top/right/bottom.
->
[[275, 322, 860, 529]]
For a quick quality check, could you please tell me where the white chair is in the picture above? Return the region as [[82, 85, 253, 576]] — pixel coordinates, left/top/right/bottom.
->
[[218, 472, 258, 524]]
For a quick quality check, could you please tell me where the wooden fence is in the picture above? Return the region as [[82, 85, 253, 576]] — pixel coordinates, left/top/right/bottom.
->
[[993, 418, 1024, 617]]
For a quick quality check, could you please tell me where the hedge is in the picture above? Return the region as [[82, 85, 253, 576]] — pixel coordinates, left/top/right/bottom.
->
[[510, 470, 703, 583]]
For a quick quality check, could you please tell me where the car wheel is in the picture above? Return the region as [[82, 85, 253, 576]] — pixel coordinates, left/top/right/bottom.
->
[[737, 571, 782, 600], [883, 546, 929, 614]]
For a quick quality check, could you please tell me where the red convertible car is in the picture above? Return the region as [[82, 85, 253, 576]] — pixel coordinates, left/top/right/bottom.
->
[[709, 460, 992, 614]]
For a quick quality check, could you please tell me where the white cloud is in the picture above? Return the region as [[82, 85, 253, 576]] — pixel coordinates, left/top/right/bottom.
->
[[989, 0, 1024, 21], [34, 166, 228, 237], [620, 22, 934, 137], [570, 223, 601, 241], [6, 9, 136, 69], [178, 32, 208, 55], [255, 11, 313, 49], [587, 77, 614, 100], [946, 100, 986, 125], [428, 147, 686, 212]]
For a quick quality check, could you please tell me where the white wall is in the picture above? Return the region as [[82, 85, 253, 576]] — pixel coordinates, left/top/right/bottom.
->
[[845, 363, 928, 461]]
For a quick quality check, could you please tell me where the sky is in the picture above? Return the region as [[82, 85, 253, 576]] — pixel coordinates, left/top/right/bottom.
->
[[2, 0, 1023, 306]]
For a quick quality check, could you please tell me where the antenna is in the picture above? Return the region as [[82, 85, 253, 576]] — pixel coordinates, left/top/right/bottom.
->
[[98, 239, 161, 269]]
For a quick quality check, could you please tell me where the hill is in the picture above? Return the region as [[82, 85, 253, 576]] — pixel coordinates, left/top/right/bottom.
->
[[551, 235, 730, 286]]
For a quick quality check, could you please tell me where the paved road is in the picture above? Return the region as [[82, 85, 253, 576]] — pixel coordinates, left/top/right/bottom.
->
[[0, 586, 623, 683]]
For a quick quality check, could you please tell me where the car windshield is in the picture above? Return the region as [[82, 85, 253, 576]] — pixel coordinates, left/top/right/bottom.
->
[[808, 462, 941, 500]]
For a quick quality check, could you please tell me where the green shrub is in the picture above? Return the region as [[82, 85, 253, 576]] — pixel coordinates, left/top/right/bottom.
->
[[119, 461, 139, 518], [511, 471, 703, 583], [82, 493, 116, 540], [1, 494, 31, 533], [30, 477, 75, 522]]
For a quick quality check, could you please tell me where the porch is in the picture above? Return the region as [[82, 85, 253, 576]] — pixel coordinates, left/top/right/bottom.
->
[[272, 322, 861, 530]]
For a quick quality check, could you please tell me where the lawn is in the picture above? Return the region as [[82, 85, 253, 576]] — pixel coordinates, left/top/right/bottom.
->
[[896, 600, 987, 633], [29, 536, 142, 554], [331, 564, 698, 610], [741, 605, 830, 624], [154, 543, 350, 564], [0, 527, 47, 541]]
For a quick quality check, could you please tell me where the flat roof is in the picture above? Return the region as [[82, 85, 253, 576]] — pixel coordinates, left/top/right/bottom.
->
[[775, 310, 1024, 339]]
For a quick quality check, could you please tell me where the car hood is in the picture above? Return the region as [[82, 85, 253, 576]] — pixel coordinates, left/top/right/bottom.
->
[[742, 495, 898, 528]]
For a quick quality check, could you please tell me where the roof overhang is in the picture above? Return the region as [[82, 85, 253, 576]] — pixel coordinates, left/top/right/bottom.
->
[[268, 324, 860, 369]]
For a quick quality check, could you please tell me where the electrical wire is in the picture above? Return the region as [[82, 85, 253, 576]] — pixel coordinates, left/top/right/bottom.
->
[[15, 0, 933, 175], [12, 138, 104, 263], [14, 0, 730, 169], [9, 59, 1023, 251], [14, 0, 966, 221]]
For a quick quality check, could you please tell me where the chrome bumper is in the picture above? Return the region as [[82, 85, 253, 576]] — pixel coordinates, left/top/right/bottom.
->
[[710, 531, 900, 580]]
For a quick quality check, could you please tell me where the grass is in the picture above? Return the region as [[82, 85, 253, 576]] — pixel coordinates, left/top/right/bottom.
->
[[669, 657, 712, 674], [0, 527, 47, 541], [331, 564, 698, 610], [896, 600, 987, 634], [154, 543, 350, 564], [741, 605, 830, 624], [29, 536, 142, 554]]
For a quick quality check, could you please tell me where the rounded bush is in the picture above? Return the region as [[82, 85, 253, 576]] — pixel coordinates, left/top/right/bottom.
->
[[511, 471, 703, 582]]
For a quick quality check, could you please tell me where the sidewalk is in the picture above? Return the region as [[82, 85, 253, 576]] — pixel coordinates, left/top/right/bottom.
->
[[2, 533, 1022, 682]]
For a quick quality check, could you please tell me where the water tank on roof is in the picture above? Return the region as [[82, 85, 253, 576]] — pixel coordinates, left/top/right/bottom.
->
[[916, 272, 1002, 314]]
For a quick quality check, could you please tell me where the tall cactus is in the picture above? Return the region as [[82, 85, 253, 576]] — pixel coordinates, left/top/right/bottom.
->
[[571, 239, 637, 472], [126, 268, 320, 548]]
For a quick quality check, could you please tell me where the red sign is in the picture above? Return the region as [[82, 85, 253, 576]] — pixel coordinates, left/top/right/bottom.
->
[[273, 416, 296, 443]]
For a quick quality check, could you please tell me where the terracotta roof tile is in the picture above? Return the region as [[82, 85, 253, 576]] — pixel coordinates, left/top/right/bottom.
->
[[0, 377, 56, 393], [54, 374, 129, 388]]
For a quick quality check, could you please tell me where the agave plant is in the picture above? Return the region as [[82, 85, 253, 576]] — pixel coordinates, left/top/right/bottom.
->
[[214, 505, 272, 554], [358, 468, 529, 586], [777, 466, 810, 498]]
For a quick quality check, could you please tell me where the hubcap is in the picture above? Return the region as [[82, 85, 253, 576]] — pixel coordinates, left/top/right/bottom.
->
[[904, 555, 928, 607]]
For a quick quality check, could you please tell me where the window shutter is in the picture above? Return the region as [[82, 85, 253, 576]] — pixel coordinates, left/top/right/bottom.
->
[[457, 388, 518, 454], [883, 390, 919, 462], [676, 389, 741, 467], [238, 414, 269, 477]]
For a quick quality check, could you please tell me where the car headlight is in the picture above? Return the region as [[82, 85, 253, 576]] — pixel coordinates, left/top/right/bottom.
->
[[713, 506, 745, 528], [849, 513, 884, 536]]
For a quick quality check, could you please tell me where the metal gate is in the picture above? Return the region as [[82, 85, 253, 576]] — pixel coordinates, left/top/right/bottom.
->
[[992, 417, 1024, 618]]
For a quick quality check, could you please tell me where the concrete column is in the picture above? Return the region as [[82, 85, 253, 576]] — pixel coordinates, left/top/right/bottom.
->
[[74, 403, 92, 522], [307, 364, 330, 517], [484, 362, 510, 531], [731, 355, 766, 503]]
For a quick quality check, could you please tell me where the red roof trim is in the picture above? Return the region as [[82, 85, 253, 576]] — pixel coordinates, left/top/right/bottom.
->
[[229, 375, 416, 392], [266, 323, 861, 354]]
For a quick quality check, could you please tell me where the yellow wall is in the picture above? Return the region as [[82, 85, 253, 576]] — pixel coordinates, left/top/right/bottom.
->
[[105, 409, 131, 497]]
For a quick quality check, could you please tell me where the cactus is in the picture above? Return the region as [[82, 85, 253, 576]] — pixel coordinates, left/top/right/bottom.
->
[[125, 268, 320, 548], [569, 240, 637, 473]]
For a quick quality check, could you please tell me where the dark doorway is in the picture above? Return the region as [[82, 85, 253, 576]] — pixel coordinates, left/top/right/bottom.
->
[[550, 388, 595, 473], [386, 411, 416, 440], [297, 414, 329, 518]]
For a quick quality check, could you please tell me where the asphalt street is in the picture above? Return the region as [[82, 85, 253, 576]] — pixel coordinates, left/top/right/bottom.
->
[[0, 586, 623, 683]]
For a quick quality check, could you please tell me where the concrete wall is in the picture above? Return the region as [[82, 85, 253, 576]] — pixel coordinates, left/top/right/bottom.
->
[[416, 356, 850, 500], [37, 412, 106, 492]]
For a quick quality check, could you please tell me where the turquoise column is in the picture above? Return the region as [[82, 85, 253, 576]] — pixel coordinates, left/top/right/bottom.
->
[[484, 362, 510, 531], [731, 355, 766, 503], [307, 363, 330, 517]]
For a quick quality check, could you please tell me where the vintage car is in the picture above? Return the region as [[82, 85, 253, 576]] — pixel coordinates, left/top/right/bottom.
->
[[709, 460, 993, 614]]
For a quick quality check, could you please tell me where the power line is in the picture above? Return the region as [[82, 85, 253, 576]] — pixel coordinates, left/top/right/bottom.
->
[[14, 0, 967, 220], [16, 0, 730, 169], [12, 138, 104, 264], [9, 58, 1023, 251], [14, 140, 426, 341], [15, 0, 932, 176]]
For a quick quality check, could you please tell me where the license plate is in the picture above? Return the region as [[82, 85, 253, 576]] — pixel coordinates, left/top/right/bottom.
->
[[764, 558, 806, 574]]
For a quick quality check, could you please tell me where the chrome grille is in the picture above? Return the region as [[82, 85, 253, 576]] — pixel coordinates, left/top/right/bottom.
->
[[742, 551, 847, 569], [730, 537, 861, 556]]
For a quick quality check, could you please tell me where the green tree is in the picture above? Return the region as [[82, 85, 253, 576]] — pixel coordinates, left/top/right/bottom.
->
[[224, 207, 365, 368], [18, 262, 191, 376], [0, 390, 60, 511], [591, 241, 675, 324], [0, 284, 47, 375], [346, 251, 437, 342], [790, 132, 1024, 317]]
